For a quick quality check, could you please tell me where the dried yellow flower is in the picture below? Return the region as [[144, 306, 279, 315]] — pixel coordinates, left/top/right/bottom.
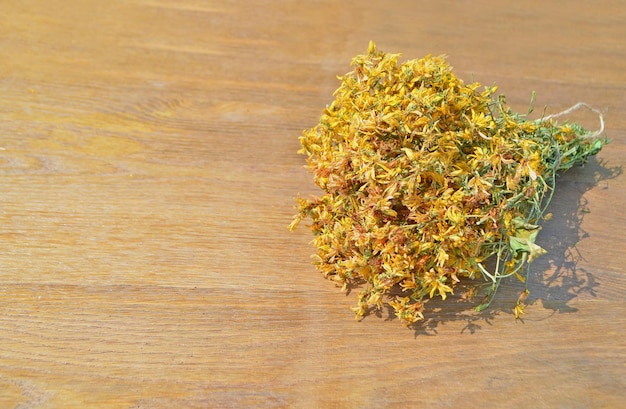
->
[[291, 41, 607, 325]]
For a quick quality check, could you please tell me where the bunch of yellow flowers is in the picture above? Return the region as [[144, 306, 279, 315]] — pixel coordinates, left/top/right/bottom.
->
[[290, 41, 606, 325]]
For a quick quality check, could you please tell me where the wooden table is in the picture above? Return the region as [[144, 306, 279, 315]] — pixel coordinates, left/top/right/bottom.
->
[[1, 1, 624, 407]]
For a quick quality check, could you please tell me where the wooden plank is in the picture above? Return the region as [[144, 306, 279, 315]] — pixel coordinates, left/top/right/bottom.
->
[[0, 1, 624, 407]]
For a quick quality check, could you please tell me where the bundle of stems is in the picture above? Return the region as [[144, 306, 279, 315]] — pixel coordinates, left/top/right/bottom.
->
[[290, 42, 607, 325]]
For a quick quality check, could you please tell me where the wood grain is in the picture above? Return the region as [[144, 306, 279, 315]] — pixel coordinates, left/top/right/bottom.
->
[[1, 1, 624, 408]]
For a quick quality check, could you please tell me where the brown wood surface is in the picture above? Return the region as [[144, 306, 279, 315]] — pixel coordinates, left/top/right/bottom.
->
[[1, 1, 625, 408]]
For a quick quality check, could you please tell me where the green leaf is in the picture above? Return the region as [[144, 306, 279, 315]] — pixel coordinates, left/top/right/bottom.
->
[[508, 217, 547, 263]]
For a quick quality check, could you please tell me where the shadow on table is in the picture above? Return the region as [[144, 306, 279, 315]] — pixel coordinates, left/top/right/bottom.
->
[[359, 156, 621, 336]]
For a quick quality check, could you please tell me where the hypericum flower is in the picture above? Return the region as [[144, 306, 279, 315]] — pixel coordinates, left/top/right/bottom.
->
[[291, 41, 607, 326]]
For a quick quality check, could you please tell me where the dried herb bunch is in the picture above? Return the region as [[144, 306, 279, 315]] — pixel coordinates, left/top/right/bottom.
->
[[290, 41, 606, 325]]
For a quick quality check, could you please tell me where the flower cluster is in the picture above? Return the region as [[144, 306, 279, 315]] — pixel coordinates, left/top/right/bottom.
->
[[290, 41, 606, 325]]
